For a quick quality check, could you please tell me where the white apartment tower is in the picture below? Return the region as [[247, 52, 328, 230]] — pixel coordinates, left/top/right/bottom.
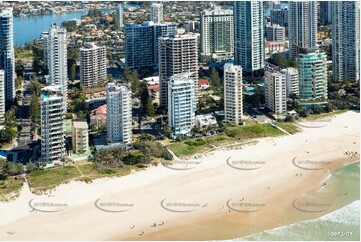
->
[[0, 8, 15, 102], [116, 5, 124, 28], [159, 33, 199, 108], [168, 73, 196, 136], [200, 9, 234, 61], [233, 1, 264, 76], [332, 1, 360, 82], [41, 85, 66, 164], [265, 70, 287, 114], [46, 23, 68, 95], [281, 67, 299, 97], [106, 83, 132, 144], [0, 70, 5, 123], [224, 63, 243, 124], [288, 1, 318, 58], [80, 43, 107, 88], [150, 3, 163, 24]]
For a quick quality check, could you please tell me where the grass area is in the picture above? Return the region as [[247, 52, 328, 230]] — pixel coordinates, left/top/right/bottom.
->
[[303, 110, 348, 121], [168, 122, 285, 157], [275, 122, 301, 134], [15, 49, 33, 62], [77, 163, 139, 181], [0, 178, 24, 202], [26, 162, 143, 193], [168, 142, 213, 157], [27, 166, 81, 191], [225, 122, 284, 140]]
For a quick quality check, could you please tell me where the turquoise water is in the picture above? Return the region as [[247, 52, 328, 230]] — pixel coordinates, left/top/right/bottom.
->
[[237, 162, 360, 241]]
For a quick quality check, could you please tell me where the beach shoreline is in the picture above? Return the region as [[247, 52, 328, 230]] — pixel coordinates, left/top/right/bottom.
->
[[0, 111, 359, 241]]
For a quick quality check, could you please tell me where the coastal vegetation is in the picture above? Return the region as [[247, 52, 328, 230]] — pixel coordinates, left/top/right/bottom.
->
[[0, 159, 24, 201], [275, 121, 301, 134], [169, 122, 284, 157]]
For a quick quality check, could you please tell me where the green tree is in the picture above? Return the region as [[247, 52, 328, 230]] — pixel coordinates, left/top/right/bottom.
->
[[70, 63, 76, 81], [145, 99, 155, 117], [210, 68, 221, 88], [123, 65, 132, 83]]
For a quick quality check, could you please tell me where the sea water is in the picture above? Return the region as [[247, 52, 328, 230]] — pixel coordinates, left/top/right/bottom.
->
[[237, 162, 360, 241]]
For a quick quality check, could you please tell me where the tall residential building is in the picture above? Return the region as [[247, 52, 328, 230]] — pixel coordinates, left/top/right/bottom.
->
[[168, 73, 195, 136], [332, 1, 360, 82], [224, 63, 243, 124], [233, 1, 264, 76], [270, 8, 288, 27], [106, 83, 132, 144], [200, 9, 234, 61], [80, 43, 107, 87], [46, 23, 68, 95], [150, 3, 163, 24], [266, 24, 285, 42], [281, 67, 299, 97], [115, 5, 124, 28], [159, 33, 199, 108], [265, 69, 287, 114], [0, 70, 5, 123], [41, 31, 49, 68], [298, 51, 328, 100], [41, 85, 66, 164], [319, 1, 332, 25], [288, 2, 318, 59], [72, 121, 89, 154], [0, 8, 15, 102], [125, 22, 176, 69]]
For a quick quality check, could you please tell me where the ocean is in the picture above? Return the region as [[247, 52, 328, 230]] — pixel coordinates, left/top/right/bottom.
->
[[237, 162, 360, 241]]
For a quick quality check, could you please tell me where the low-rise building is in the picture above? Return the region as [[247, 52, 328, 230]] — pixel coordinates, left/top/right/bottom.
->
[[195, 114, 217, 128], [90, 104, 107, 128], [198, 79, 209, 90], [72, 121, 89, 154]]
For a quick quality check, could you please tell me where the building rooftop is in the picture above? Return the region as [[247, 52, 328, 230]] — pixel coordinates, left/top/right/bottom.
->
[[73, 121, 88, 129]]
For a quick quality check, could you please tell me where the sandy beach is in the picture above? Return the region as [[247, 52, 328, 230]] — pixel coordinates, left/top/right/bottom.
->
[[0, 111, 359, 240]]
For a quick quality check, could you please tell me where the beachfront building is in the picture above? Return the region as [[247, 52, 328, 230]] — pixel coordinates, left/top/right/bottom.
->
[[271, 8, 288, 27], [124, 21, 176, 69], [298, 51, 328, 100], [106, 83, 132, 144], [288, 1, 318, 58], [265, 69, 287, 114], [233, 1, 264, 76], [72, 121, 89, 154], [266, 23, 285, 42], [0, 8, 15, 102], [224, 63, 243, 124], [332, 1, 360, 82], [150, 2, 163, 24], [195, 114, 217, 128], [41, 85, 66, 164], [281, 67, 299, 97], [46, 23, 68, 95], [200, 9, 233, 61], [80, 43, 107, 88], [168, 73, 196, 137], [0, 70, 5, 123], [159, 33, 199, 108], [115, 5, 124, 29]]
